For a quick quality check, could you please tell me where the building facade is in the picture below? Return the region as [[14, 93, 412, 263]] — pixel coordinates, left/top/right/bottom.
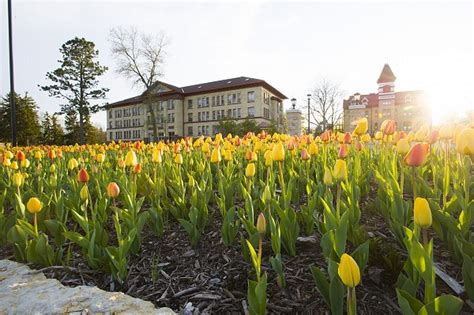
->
[[343, 64, 431, 134], [105, 77, 287, 141]]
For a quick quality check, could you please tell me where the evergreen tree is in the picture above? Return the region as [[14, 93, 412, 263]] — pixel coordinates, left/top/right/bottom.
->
[[40, 112, 53, 144], [40, 37, 108, 144], [50, 114, 65, 144], [0, 92, 41, 145]]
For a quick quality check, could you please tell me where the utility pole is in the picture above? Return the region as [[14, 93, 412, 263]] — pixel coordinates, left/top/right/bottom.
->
[[8, 0, 17, 146]]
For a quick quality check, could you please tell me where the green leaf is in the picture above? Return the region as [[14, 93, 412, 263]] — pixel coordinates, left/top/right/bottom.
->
[[310, 265, 330, 307], [417, 295, 463, 315]]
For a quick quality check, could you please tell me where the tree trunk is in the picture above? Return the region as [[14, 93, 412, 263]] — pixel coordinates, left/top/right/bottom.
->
[[79, 108, 85, 145]]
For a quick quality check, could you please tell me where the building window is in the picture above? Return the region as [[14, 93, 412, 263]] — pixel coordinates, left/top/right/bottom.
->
[[109, 132, 113, 140], [237, 108, 241, 118], [188, 113, 193, 122], [263, 108, 269, 119], [187, 126, 193, 136], [188, 99, 193, 109], [206, 111, 210, 120], [167, 100, 175, 110], [167, 113, 175, 123], [108, 110, 112, 119], [247, 91, 256, 103], [263, 92, 270, 105], [212, 111, 216, 120], [109, 121, 112, 129], [227, 109, 232, 117], [248, 106, 255, 117]]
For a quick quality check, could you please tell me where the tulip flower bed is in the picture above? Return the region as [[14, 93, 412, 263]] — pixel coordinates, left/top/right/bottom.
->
[[1, 120, 473, 314]]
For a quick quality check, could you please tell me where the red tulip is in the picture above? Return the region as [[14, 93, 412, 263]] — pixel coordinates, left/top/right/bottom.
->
[[77, 168, 89, 183], [404, 143, 429, 167], [339, 144, 349, 159], [16, 150, 26, 161]]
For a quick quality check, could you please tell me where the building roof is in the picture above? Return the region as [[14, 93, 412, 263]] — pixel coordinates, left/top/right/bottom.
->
[[377, 64, 397, 84], [105, 76, 287, 109], [343, 90, 423, 109]]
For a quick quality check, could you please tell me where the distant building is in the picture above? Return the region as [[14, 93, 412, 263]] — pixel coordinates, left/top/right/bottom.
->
[[343, 64, 431, 134], [104, 77, 287, 141]]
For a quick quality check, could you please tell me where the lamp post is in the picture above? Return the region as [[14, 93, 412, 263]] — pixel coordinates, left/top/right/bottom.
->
[[291, 98, 296, 110], [307, 94, 311, 135], [8, 0, 17, 146]]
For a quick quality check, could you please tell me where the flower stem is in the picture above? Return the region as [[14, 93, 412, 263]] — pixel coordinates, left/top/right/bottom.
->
[[347, 287, 357, 315], [34, 213, 38, 238], [336, 181, 342, 217]]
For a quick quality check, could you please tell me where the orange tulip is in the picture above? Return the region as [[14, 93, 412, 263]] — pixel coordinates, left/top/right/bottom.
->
[[300, 148, 311, 161], [107, 182, 120, 198], [381, 119, 396, 135], [404, 143, 429, 167], [343, 132, 352, 144], [133, 163, 142, 174], [16, 150, 26, 162]]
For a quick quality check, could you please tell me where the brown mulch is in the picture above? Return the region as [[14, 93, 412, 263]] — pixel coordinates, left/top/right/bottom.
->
[[0, 199, 470, 314]]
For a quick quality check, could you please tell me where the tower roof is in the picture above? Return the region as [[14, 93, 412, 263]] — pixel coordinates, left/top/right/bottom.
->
[[377, 64, 396, 84]]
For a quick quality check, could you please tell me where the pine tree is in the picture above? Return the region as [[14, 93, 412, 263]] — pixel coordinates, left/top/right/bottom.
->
[[40, 37, 108, 144], [0, 92, 41, 145]]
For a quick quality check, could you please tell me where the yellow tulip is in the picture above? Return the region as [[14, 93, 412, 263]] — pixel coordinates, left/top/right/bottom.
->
[[246, 163, 256, 177], [80, 185, 89, 201], [414, 197, 432, 229], [12, 172, 24, 187], [21, 159, 30, 168], [152, 148, 162, 163], [333, 159, 347, 181], [323, 167, 333, 185], [10, 161, 18, 170], [125, 150, 138, 167], [396, 138, 410, 155], [27, 197, 42, 214], [224, 149, 233, 161], [353, 118, 368, 136], [211, 147, 221, 163], [34, 151, 42, 160], [455, 127, 474, 155], [338, 253, 361, 288], [264, 150, 273, 167], [308, 142, 319, 155], [272, 142, 285, 162], [96, 153, 105, 163], [202, 142, 210, 154], [374, 131, 383, 141], [174, 153, 183, 165], [256, 212, 266, 234], [3, 158, 11, 167], [68, 158, 79, 170]]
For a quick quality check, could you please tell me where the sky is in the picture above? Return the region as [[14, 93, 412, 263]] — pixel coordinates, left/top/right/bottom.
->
[[1, 0, 473, 129]]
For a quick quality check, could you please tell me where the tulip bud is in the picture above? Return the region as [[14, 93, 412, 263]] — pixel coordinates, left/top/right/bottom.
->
[[353, 118, 368, 136], [27, 197, 42, 214], [16, 150, 26, 162], [125, 150, 138, 167], [414, 197, 432, 229], [374, 131, 383, 141], [3, 158, 11, 167], [133, 163, 142, 174], [381, 119, 396, 135], [50, 164, 56, 173], [5, 151, 13, 159], [152, 148, 162, 163], [96, 153, 105, 163], [333, 159, 347, 181], [338, 253, 361, 288], [262, 185, 272, 203], [68, 158, 79, 170], [264, 150, 273, 167], [35, 151, 43, 160], [12, 172, 24, 187], [256, 212, 266, 235], [21, 158, 30, 168], [188, 175, 195, 188], [300, 148, 310, 161], [201, 142, 210, 154], [338, 144, 349, 159], [396, 138, 410, 155], [107, 182, 120, 198], [246, 163, 256, 177], [174, 153, 183, 165], [48, 150, 56, 159], [343, 132, 352, 144], [308, 142, 319, 155], [224, 149, 233, 161], [355, 142, 363, 151], [117, 157, 125, 169], [323, 167, 333, 185], [10, 161, 18, 170], [404, 143, 429, 167], [50, 174, 58, 188], [80, 185, 89, 201], [77, 168, 89, 183], [211, 147, 221, 163], [272, 142, 285, 162], [455, 127, 474, 155]]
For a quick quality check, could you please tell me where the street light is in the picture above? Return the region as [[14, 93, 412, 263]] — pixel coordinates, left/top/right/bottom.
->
[[307, 94, 311, 135], [291, 98, 296, 110], [8, 0, 17, 146]]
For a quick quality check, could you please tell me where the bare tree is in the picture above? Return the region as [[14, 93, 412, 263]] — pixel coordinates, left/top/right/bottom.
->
[[307, 79, 343, 133], [109, 26, 168, 141]]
